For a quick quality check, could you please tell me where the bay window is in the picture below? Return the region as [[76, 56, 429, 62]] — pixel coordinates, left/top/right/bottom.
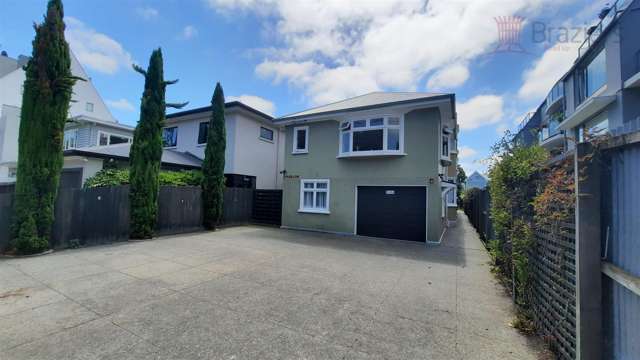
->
[[299, 179, 330, 213], [339, 116, 402, 156], [98, 131, 132, 146]]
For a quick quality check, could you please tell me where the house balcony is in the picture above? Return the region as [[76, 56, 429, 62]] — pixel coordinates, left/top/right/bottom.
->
[[623, 71, 640, 89], [558, 94, 616, 131], [539, 132, 564, 150]]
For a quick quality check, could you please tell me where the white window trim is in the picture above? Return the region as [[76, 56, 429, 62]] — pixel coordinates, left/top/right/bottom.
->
[[442, 183, 457, 208], [97, 130, 132, 147], [441, 132, 451, 160], [64, 129, 78, 150], [259, 126, 275, 143], [162, 127, 178, 148], [292, 126, 309, 154], [298, 179, 330, 214], [338, 115, 405, 157], [197, 122, 208, 146]]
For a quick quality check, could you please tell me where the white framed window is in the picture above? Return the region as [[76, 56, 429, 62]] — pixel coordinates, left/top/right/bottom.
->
[[64, 129, 78, 150], [441, 134, 450, 159], [86, 102, 94, 112], [260, 126, 274, 142], [98, 131, 132, 146], [198, 122, 209, 145], [293, 126, 309, 154], [8, 168, 17, 178], [162, 127, 178, 147], [339, 116, 402, 156], [299, 179, 330, 213]]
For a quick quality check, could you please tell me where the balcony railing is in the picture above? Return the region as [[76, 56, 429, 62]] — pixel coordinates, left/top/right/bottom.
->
[[577, 0, 630, 59]]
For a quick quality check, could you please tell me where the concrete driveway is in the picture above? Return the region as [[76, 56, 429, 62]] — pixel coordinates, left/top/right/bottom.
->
[[1, 214, 544, 359]]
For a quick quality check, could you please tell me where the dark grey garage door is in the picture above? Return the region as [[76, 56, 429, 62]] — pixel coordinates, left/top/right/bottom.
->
[[356, 186, 426, 242]]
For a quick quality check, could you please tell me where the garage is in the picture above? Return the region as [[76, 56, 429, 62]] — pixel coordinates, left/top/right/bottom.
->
[[356, 186, 427, 242]]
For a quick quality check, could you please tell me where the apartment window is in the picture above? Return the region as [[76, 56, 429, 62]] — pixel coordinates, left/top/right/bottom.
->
[[578, 112, 609, 142], [198, 122, 208, 145], [299, 179, 329, 213], [587, 50, 606, 97], [63, 129, 78, 150], [260, 126, 274, 142], [293, 126, 308, 153], [339, 116, 401, 155], [163, 127, 178, 147], [98, 131, 132, 146], [575, 48, 607, 105], [86, 102, 94, 112]]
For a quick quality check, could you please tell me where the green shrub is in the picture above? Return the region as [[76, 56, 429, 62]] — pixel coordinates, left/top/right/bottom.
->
[[84, 168, 202, 188]]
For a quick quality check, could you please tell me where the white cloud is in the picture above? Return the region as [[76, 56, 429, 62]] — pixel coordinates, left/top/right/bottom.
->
[[228, 94, 276, 116], [458, 146, 477, 159], [181, 25, 199, 40], [65, 17, 134, 75], [136, 6, 159, 20], [495, 123, 509, 135], [457, 95, 504, 130], [208, 0, 567, 105], [106, 98, 135, 112], [427, 63, 470, 90], [517, 41, 579, 100]]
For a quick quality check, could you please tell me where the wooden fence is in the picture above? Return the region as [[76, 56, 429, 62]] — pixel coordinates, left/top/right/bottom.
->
[[0, 186, 259, 251]]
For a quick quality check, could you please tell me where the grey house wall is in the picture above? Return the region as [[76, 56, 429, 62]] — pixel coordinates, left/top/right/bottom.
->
[[281, 108, 444, 242]]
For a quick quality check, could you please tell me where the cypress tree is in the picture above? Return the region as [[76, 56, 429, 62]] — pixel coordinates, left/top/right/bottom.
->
[[202, 83, 226, 230], [129, 48, 185, 239], [12, 0, 79, 254]]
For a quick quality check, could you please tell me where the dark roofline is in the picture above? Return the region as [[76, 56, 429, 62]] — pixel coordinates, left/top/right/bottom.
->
[[63, 149, 201, 169], [275, 93, 455, 122], [166, 101, 274, 121]]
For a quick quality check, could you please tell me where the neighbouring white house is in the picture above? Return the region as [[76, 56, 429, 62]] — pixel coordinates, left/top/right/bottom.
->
[[164, 103, 285, 189], [0, 49, 135, 184]]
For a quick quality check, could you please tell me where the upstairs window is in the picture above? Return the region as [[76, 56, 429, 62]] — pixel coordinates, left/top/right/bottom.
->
[[442, 134, 450, 158], [98, 131, 132, 146], [260, 126, 274, 142], [64, 130, 78, 150], [163, 127, 178, 147], [86, 102, 94, 112], [340, 116, 401, 155], [198, 122, 208, 145], [575, 48, 607, 105], [293, 126, 308, 153]]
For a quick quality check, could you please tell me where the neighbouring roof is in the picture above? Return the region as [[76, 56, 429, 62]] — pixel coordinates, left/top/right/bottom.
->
[[64, 143, 202, 169], [68, 115, 135, 132], [276, 92, 453, 121], [166, 101, 274, 121]]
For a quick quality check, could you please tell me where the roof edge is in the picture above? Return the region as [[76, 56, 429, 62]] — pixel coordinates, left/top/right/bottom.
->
[[166, 101, 274, 121]]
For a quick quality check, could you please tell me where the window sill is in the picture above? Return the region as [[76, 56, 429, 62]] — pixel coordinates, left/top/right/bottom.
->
[[298, 208, 330, 214], [292, 150, 308, 155], [164, 146, 178, 150], [259, 137, 274, 144], [337, 151, 406, 158], [196, 143, 206, 147]]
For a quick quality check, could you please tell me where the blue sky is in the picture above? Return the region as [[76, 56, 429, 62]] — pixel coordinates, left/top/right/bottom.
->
[[1, 0, 606, 174]]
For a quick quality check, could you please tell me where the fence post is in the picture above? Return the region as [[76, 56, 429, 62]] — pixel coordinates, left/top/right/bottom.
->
[[575, 142, 602, 360]]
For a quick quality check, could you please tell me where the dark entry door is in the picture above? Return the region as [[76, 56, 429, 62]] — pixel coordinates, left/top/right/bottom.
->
[[356, 186, 426, 242]]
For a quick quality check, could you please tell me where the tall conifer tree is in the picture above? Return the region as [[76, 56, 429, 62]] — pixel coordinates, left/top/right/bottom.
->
[[202, 83, 226, 229], [129, 48, 185, 238], [12, 0, 79, 254]]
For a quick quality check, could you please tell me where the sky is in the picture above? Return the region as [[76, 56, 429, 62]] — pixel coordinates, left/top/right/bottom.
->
[[1, 0, 608, 175]]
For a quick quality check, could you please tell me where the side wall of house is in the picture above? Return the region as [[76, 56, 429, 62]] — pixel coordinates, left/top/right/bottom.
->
[[232, 114, 283, 189], [281, 108, 443, 242]]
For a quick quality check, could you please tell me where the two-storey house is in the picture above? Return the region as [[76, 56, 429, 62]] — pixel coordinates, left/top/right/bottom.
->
[[163, 102, 285, 189], [274, 92, 458, 244]]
